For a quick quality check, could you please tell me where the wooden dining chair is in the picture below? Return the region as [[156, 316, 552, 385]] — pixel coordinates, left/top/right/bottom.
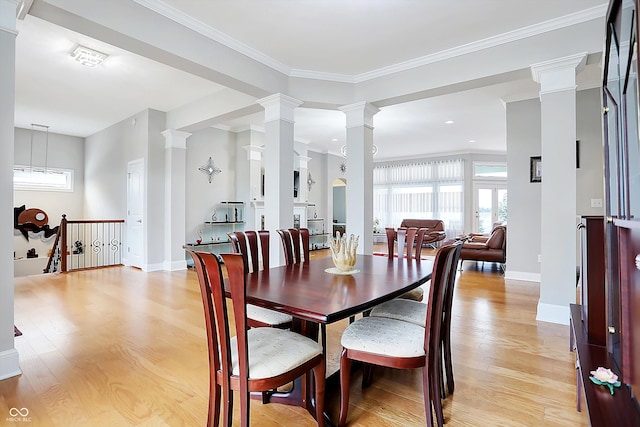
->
[[369, 241, 463, 397], [338, 242, 460, 427], [395, 227, 425, 302], [186, 249, 326, 427], [228, 230, 292, 329], [276, 228, 310, 265]]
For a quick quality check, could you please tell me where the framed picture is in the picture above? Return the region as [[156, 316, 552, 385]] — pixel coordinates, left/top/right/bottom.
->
[[530, 156, 542, 183]]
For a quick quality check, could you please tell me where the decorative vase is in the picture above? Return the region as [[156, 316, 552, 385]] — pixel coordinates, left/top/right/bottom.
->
[[329, 231, 359, 272]]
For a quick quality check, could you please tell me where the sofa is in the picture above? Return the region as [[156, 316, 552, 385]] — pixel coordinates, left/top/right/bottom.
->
[[385, 219, 447, 256], [459, 224, 506, 265]]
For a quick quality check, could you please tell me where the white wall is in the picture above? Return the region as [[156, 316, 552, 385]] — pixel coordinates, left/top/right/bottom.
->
[[505, 88, 603, 281], [13, 127, 85, 264], [185, 127, 236, 245]]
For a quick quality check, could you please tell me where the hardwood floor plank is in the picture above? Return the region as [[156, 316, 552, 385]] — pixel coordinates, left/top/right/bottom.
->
[[4, 248, 589, 426]]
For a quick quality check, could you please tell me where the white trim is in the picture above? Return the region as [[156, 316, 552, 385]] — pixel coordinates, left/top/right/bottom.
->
[[133, 0, 607, 84], [536, 302, 570, 325], [163, 260, 187, 271], [142, 262, 164, 272], [0, 348, 21, 380], [504, 270, 540, 282]]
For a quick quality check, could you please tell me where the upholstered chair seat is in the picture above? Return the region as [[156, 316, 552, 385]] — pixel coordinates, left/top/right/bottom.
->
[[246, 305, 293, 327], [369, 298, 427, 327], [341, 316, 425, 358], [231, 328, 323, 378]]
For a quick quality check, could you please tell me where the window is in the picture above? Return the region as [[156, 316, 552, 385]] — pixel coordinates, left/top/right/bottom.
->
[[373, 159, 464, 237], [14, 165, 74, 192], [473, 162, 507, 179]]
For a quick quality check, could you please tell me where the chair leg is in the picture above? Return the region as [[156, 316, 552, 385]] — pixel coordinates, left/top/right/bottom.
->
[[312, 362, 326, 427], [240, 392, 250, 427], [361, 363, 374, 388], [222, 385, 233, 427], [430, 356, 444, 427], [422, 366, 434, 427], [208, 382, 221, 427], [338, 349, 353, 427]]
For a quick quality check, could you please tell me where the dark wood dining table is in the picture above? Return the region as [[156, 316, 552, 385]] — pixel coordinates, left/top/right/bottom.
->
[[240, 253, 434, 422]]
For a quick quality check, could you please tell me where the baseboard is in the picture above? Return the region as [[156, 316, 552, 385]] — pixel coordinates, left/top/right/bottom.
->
[[504, 270, 540, 282], [536, 302, 570, 325], [142, 263, 164, 272], [0, 348, 21, 380], [163, 260, 187, 271]]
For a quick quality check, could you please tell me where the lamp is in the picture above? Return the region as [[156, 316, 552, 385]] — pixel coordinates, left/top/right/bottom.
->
[[70, 45, 109, 68]]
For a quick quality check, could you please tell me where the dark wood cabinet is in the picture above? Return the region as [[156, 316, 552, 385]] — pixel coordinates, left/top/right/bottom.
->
[[578, 216, 607, 346], [572, 0, 640, 422]]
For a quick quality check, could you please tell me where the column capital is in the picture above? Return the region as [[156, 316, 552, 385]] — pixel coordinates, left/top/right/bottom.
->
[[338, 101, 380, 129], [256, 93, 303, 123], [242, 144, 263, 161], [161, 129, 191, 149], [531, 52, 587, 96]]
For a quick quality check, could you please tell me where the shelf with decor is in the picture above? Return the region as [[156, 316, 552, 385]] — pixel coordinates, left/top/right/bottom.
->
[[307, 218, 329, 250], [185, 202, 245, 262]]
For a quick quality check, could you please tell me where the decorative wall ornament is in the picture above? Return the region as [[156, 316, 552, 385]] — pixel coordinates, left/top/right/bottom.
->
[[307, 172, 316, 192], [340, 162, 347, 174], [14, 205, 58, 241], [198, 157, 222, 183]]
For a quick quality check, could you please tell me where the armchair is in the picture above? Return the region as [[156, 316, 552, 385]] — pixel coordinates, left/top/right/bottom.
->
[[459, 225, 506, 266]]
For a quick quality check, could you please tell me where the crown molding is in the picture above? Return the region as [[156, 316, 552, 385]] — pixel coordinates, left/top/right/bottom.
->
[[134, 1, 607, 84], [132, 0, 291, 75]]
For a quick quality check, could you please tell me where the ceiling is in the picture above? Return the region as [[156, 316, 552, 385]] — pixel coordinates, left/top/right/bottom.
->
[[14, 0, 608, 161]]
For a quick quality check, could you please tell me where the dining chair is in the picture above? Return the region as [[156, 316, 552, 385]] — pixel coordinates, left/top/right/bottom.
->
[[395, 227, 425, 302], [228, 230, 292, 329], [186, 249, 326, 427], [338, 242, 460, 427], [276, 228, 310, 265], [369, 241, 463, 397]]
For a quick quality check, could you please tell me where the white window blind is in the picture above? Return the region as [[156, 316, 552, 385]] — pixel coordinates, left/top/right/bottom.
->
[[373, 159, 464, 237]]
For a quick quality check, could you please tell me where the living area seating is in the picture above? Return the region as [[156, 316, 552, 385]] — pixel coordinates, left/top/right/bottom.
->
[[459, 224, 506, 267], [385, 219, 447, 256]]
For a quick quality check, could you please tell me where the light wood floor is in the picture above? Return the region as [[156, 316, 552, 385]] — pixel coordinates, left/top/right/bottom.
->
[[3, 249, 589, 427]]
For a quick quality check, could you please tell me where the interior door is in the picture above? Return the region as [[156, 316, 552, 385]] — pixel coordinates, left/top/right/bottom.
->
[[127, 159, 144, 268], [473, 183, 507, 233]]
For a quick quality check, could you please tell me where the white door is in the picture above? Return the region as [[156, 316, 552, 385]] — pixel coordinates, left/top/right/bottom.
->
[[127, 159, 144, 268], [473, 183, 507, 234]]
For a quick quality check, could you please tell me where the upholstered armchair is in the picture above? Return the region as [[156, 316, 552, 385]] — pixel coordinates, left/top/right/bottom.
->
[[459, 225, 506, 266]]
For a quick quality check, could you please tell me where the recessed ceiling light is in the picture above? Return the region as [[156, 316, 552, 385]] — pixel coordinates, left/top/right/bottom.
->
[[332, 138, 338, 142], [70, 44, 109, 67], [469, 139, 476, 143], [445, 120, 454, 124]]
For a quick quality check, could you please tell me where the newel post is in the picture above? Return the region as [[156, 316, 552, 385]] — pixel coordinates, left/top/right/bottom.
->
[[60, 214, 67, 272]]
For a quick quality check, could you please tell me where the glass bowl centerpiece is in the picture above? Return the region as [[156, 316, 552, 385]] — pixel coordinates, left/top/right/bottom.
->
[[328, 231, 359, 273]]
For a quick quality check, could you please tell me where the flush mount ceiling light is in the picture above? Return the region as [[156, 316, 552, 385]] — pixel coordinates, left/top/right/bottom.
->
[[70, 44, 109, 67]]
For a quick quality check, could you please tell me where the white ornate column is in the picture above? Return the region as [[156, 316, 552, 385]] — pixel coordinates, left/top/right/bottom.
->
[[0, 0, 21, 380], [161, 129, 190, 271], [257, 94, 302, 266], [339, 102, 380, 254], [242, 144, 264, 229], [531, 52, 587, 324]]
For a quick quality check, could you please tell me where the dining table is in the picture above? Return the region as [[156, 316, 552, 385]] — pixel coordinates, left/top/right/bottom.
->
[[239, 253, 434, 423]]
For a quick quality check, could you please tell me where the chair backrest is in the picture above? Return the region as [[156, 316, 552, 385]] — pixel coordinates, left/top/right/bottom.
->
[[277, 228, 310, 265], [395, 227, 418, 259], [186, 250, 252, 394], [422, 242, 461, 357], [227, 230, 269, 273], [441, 241, 463, 328], [485, 225, 506, 250]]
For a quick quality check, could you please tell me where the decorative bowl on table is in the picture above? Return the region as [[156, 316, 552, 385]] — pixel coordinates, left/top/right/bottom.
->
[[327, 232, 359, 274]]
